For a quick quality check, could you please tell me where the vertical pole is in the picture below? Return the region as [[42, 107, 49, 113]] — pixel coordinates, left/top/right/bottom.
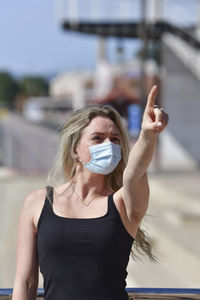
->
[[155, 0, 163, 21], [146, 0, 163, 22], [151, 0, 163, 172], [139, 0, 148, 112], [140, 0, 163, 171], [97, 36, 106, 62], [196, 0, 200, 39], [154, 0, 163, 172]]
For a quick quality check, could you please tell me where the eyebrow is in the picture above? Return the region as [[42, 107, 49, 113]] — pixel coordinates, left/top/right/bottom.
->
[[90, 131, 119, 136]]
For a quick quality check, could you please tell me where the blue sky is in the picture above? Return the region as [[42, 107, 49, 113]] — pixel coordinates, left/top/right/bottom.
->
[[0, 1, 99, 76], [0, 0, 141, 77], [0, 0, 198, 78]]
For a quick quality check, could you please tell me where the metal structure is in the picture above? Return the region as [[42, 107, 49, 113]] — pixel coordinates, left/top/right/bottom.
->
[[57, 0, 200, 47], [1, 288, 200, 299], [57, 0, 200, 115], [56, 0, 200, 167]]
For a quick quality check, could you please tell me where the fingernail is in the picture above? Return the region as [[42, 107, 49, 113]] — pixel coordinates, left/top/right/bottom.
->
[[157, 122, 162, 126]]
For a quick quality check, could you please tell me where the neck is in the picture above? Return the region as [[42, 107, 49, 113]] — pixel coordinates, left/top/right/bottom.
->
[[72, 168, 107, 199]]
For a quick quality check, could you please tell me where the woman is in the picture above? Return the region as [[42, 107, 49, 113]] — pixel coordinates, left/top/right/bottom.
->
[[12, 85, 168, 300]]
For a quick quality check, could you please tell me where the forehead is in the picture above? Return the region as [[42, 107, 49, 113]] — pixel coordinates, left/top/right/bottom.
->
[[83, 116, 118, 135]]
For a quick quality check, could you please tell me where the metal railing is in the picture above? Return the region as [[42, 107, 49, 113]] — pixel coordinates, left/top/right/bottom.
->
[[56, 0, 199, 26], [1, 288, 200, 299]]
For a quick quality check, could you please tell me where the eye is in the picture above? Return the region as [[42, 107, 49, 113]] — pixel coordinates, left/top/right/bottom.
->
[[92, 136, 102, 141], [111, 137, 120, 143]]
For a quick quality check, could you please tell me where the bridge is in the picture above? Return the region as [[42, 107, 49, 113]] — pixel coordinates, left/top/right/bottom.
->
[[56, 0, 200, 166]]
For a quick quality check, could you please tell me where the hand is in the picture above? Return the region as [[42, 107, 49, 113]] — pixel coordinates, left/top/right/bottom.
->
[[141, 85, 169, 141]]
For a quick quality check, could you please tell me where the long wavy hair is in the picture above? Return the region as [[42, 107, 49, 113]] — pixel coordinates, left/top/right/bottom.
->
[[46, 104, 156, 261]]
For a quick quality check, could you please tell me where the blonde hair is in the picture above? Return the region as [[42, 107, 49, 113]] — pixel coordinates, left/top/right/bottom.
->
[[46, 104, 156, 261]]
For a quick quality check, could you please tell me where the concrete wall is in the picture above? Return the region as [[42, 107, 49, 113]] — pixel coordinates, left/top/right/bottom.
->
[[162, 43, 200, 166]]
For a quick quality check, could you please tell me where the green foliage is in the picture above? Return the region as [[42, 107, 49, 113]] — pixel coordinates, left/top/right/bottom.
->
[[19, 76, 49, 97], [0, 72, 19, 107], [0, 71, 49, 110]]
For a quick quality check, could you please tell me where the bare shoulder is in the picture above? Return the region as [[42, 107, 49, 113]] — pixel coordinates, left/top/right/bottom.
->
[[22, 187, 48, 231], [23, 187, 47, 209]]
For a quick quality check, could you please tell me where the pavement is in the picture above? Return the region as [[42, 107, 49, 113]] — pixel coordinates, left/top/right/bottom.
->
[[0, 167, 199, 289], [127, 170, 200, 288]]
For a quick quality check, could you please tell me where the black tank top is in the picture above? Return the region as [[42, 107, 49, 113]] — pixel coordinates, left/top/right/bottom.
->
[[37, 186, 134, 300]]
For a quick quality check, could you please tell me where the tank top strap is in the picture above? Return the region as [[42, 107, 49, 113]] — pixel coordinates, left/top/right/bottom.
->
[[46, 185, 54, 205], [45, 188, 117, 218], [107, 193, 121, 219], [44, 185, 55, 214], [37, 186, 54, 230]]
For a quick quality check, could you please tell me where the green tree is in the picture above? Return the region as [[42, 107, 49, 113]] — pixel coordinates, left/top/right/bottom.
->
[[19, 76, 49, 97], [0, 71, 19, 109]]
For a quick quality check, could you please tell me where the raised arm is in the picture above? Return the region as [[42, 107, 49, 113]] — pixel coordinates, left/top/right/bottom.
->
[[121, 85, 169, 224], [12, 192, 39, 300]]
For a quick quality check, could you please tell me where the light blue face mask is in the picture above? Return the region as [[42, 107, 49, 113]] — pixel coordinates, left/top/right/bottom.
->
[[83, 141, 121, 175]]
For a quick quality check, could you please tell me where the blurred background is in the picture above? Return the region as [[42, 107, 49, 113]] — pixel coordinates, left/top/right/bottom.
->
[[0, 0, 200, 290]]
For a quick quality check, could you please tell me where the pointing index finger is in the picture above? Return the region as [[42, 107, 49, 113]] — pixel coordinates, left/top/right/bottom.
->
[[146, 85, 158, 110]]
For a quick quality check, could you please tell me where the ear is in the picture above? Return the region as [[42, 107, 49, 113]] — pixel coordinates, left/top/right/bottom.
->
[[73, 146, 79, 160]]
